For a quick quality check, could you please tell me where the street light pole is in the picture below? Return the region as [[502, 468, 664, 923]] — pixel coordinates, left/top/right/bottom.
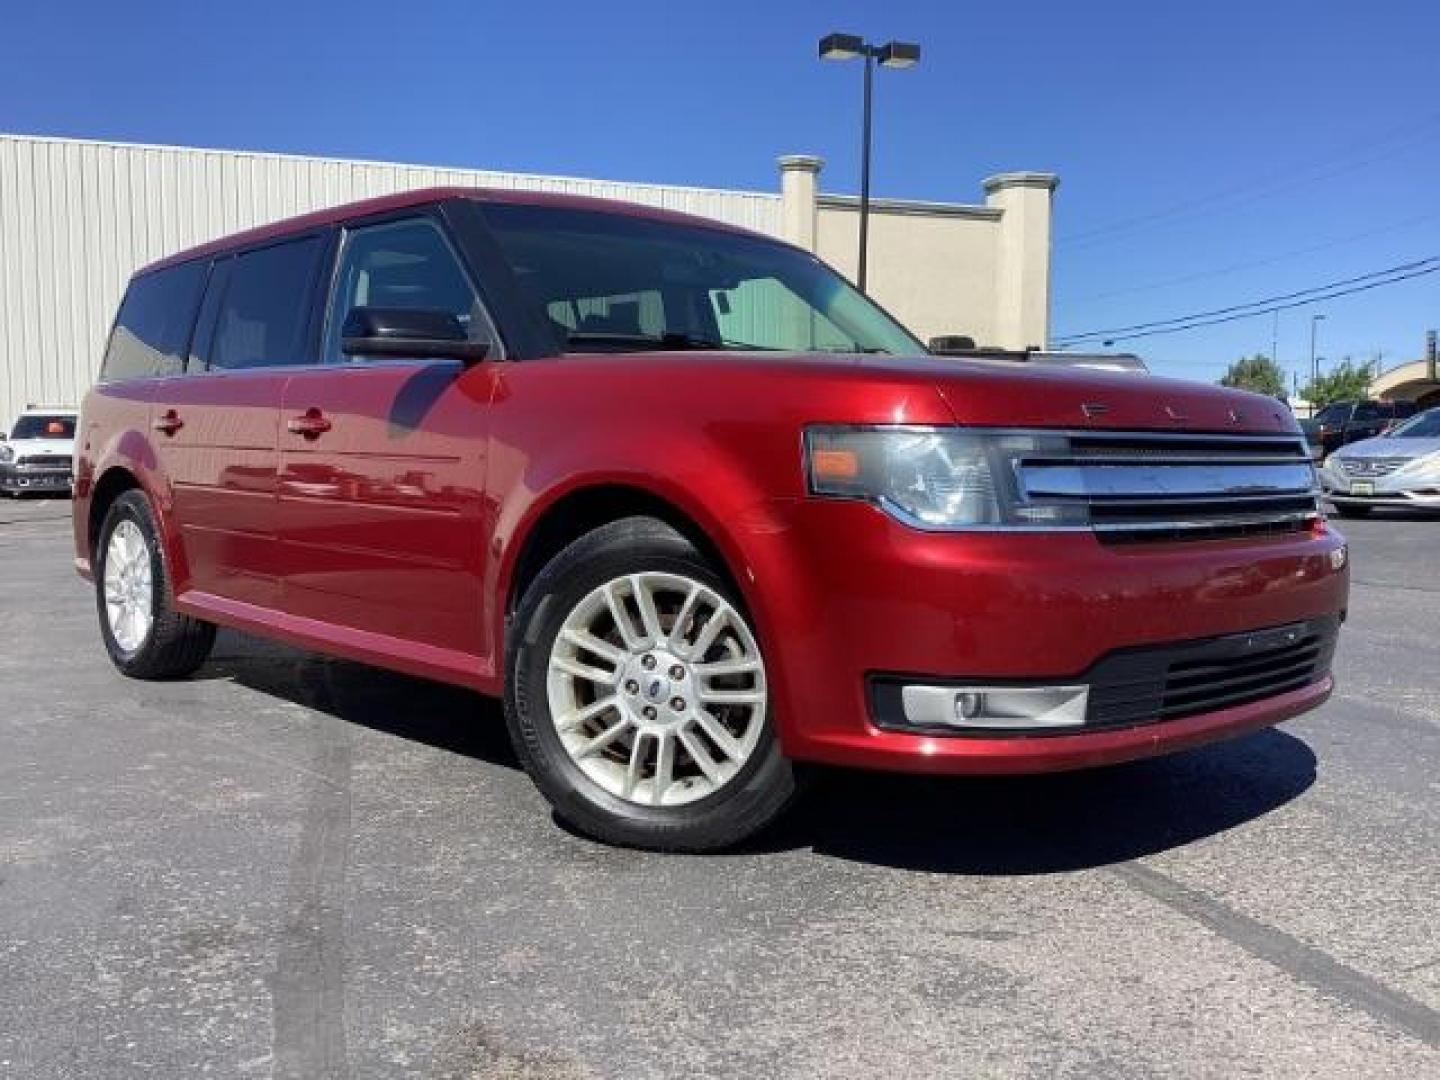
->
[[818, 33, 920, 293], [858, 48, 874, 291]]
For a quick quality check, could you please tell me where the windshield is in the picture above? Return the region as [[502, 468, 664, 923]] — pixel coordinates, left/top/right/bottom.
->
[[1388, 408, 1440, 438], [10, 414, 76, 440], [479, 204, 924, 356]]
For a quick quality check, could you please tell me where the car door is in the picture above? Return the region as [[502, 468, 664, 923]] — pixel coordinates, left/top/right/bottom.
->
[[276, 213, 501, 663], [155, 235, 328, 608]]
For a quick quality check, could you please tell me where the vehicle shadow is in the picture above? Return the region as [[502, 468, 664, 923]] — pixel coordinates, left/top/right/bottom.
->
[[198, 629, 1316, 874], [764, 728, 1317, 874], [200, 629, 520, 770]]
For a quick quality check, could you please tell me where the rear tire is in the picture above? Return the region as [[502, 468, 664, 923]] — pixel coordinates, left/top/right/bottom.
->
[[95, 490, 215, 679], [505, 516, 798, 852]]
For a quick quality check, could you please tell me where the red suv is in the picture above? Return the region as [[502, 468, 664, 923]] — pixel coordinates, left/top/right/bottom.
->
[[74, 188, 1348, 851]]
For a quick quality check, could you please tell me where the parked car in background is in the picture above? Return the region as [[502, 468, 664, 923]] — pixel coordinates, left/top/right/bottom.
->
[[1312, 399, 1418, 456], [1296, 417, 1324, 459], [0, 406, 77, 495], [73, 187, 1347, 852], [1319, 406, 1440, 517]]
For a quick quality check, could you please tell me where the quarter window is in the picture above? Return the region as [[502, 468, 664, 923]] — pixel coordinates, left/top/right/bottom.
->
[[323, 218, 496, 363], [102, 261, 207, 380], [204, 237, 324, 371]]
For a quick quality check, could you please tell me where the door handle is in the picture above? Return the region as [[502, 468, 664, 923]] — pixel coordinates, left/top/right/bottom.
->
[[286, 408, 332, 439], [152, 409, 184, 436]]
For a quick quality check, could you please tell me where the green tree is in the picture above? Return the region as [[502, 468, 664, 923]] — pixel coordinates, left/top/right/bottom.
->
[[1219, 353, 1287, 397], [1301, 357, 1374, 407]]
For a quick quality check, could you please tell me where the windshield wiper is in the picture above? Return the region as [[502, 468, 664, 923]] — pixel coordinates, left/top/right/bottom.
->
[[563, 331, 783, 352]]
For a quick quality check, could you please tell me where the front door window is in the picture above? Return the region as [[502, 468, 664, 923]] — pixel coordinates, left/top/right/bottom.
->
[[322, 217, 499, 364]]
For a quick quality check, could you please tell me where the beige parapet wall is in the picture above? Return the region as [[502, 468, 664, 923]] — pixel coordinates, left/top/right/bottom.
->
[[0, 133, 1055, 425]]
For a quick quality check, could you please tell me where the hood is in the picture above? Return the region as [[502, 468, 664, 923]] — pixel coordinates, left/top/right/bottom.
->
[[615, 351, 1301, 434], [1336, 434, 1440, 460]]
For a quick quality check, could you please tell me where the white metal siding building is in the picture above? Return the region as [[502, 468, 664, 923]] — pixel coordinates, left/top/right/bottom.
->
[[0, 133, 1056, 427]]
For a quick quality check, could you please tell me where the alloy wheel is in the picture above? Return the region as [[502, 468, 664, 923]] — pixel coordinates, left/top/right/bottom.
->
[[104, 519, 153, 653], [545, 571, 767, 807]]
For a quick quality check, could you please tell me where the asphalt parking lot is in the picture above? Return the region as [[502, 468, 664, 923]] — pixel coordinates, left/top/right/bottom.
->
[[1, 497, 1437, 1079]]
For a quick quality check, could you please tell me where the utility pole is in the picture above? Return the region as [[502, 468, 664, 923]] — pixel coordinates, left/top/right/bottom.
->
[[1309, 313, 1326, 386]]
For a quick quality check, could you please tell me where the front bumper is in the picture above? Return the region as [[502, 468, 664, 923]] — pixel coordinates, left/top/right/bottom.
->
[[0, 465, 73, 493], [747, 500, 1348, 775], [1319, 462, 1440, 507]]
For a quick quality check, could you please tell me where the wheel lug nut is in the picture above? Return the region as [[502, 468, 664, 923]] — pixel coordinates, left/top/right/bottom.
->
[[642, 705, 657, 720], [670, 697, 686, 711], [641, 655, 657, 670], [669, 665, 685, 680], [625, 680, 639, 694]]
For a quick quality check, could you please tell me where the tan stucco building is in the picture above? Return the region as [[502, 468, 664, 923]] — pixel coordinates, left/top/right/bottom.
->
[[1371, 357, 1440, 409], [776, 155, 1057, 350], [0, 133, 1057, 425]]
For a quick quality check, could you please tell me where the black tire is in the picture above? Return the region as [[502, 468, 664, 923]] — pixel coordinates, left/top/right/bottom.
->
[[505, 516, 798, 852], [1332, 504, 1373, 519], [95, 489, 216, 679]]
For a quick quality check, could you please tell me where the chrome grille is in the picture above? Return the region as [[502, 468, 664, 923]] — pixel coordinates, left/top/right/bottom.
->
[[17, 454, 71, 468], [1016, 431, 1320, 543], [1336, 456, 1407, 478]]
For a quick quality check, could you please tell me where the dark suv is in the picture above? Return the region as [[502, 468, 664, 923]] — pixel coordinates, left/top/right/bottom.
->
[[1313, 399, 1418, 456]]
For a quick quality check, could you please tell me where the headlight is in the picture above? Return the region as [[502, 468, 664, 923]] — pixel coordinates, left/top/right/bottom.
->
[[805, 426, 1086, 528], [0, 445, 12, 464], [1397, 450, 1440, 478]]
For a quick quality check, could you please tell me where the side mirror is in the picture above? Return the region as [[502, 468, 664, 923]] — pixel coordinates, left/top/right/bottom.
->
[[341, 306, 490, 363]]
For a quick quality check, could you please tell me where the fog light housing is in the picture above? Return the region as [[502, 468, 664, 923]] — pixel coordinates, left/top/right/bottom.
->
[[899, 684, 1089, 731]]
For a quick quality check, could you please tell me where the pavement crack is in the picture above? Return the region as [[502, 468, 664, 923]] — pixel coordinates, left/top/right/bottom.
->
[[1111, 860, 1440, 1049]]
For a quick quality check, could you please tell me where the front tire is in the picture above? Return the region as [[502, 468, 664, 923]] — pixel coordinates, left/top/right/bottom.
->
[[505, 517, 797, 852], [95, 490, 216, 679]]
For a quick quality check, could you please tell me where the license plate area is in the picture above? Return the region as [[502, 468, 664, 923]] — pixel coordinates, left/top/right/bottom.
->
[[1349, 480, 1375, 496]]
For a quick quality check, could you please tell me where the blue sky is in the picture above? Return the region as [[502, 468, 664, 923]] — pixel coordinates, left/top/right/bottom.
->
[[4, 0, 1437, 385]]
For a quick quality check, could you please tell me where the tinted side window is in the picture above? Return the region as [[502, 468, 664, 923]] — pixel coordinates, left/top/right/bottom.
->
[[1352, 402, 1382, 421], [205, 237, 324, 371], [323, 218, 496, 363], [101, 261, 207, 381]]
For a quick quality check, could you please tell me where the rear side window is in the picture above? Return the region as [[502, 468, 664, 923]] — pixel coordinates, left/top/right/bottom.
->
[[203, 237, 324, 371], [101, 261, 207, 381], [1353, 402, 1382, 421]]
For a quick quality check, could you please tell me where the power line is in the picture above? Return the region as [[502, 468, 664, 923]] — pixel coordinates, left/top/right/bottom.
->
[[1058, 210, 1440, 306], [1054, 257, 1439, 343], [1055, 264, 1440, 347], [1055, 112, 1440, 251]]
